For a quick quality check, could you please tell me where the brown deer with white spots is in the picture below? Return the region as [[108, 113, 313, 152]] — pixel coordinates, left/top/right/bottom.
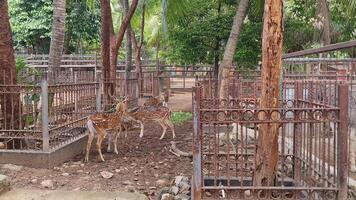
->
[[129, 104, 175, 140], [85, 97, 128, 162]]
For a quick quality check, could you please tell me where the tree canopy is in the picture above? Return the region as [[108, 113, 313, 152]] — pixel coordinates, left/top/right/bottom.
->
[[7, 0, 356, 66]]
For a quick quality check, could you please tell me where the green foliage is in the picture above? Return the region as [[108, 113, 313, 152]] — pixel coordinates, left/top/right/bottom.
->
[[9, 0, 100, 54], [164, 0, 261, 68], [171, 112, 192, 125], [9, 0, 53, 53]]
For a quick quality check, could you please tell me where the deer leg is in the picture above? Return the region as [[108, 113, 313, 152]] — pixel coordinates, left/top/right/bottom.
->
[[96, 128, 107, 162], [138, 121, 144, 138], [114, 126, 122, 155], [85, 126, 95, 162], [159, 120, 168, 140], [107, 133, 112, 152], [164, 118, 176, 139]]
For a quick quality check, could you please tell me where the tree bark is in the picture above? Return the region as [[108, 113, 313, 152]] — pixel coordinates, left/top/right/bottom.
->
[[108, 0, 139, 96], [218, 0, 249, 99], [48, 0, 67, 84], [0, 0, 20, 129], [132, 0, 145, 97], [316, 0, 331, 71], [213, 0, 222, 80], [100, 0, 112, 97], [64, 24, 72, 54], [254, 0, 284, 186], [122, 0, 133, 74]]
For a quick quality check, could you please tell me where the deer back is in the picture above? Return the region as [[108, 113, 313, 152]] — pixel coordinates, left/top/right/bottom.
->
[[131, 105, 170, 121], [88, 112, 122, 129]]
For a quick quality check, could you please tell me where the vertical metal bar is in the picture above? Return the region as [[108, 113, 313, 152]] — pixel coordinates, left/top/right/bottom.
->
[[337, 84, 349, 200], [192, 87, 202, 200], [41, 75, 49, 152], [96, 76, 102, 111], [293, 82, 303, 186]]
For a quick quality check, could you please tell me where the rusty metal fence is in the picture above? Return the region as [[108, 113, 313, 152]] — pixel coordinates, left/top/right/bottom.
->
[[0, 70, 98, 152], [192, 78, 350, 199]]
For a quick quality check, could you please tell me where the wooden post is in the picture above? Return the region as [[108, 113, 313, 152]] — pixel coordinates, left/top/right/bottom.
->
[[337, 84, 349, 200], [192, 87, 202, 200], [41, 76, 49, 152]]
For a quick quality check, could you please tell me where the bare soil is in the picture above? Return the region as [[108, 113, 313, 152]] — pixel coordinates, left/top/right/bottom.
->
[[168, 90, 192, 112], [0, 122, 193, 199]]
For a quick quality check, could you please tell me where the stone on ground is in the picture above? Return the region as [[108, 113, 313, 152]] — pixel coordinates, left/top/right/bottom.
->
[[0, 174, 11, 195]]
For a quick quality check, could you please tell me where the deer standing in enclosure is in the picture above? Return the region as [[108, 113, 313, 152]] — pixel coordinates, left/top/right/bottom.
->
[[85, 98, 128, 162], [130, 102, 175, 140]]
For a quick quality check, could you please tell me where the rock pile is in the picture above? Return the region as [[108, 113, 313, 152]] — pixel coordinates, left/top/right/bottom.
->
[[158, 175, 191, 200]]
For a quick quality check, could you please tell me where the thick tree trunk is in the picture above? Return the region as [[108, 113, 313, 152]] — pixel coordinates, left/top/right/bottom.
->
[[122, 0, 133, 74], [0, 0, 20, 129], [100, 0, 112, 97], [48, 0, 67, 84], [254, 0, 284, 186], [218, 0, 249, 99]]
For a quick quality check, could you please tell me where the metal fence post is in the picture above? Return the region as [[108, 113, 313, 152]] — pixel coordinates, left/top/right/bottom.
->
[[337, 84, 349, 200], [192, 87, 202, 200], [293, 81, 303, 185], [41, 75, 49, 152]]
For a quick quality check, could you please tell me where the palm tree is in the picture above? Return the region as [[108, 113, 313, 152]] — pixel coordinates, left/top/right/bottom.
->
[[0, 0, 20, 129], [48, 0, 67, 84], [218, 0, 250, 99]]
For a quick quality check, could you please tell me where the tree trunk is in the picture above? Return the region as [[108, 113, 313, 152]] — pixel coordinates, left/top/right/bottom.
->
[[218, 0, 249, 99], [316, 0, 331, 71], [122, 0, 133, 75], [132, 0, 145, 97], [108, 0, 139, 96], [0, 0, 20, 129], [100, 0, 112, 97], [64, 24, 72, 54], [254, 0, 284, 186], [48, 0, 67, 84], [213, 0, 222, 80]]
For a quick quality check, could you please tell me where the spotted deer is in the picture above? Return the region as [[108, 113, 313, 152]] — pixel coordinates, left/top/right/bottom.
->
[[143, 93, 167, 107], [129, 104, 175, 140], [85, 97, 128, 162]]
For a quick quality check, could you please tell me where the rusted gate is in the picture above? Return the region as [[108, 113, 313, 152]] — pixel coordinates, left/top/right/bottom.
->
[[192, 79, 350, 199]]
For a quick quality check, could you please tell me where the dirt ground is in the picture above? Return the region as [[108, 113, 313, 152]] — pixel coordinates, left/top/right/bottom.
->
[[0, 122, 193, 199], [167, 90, 192, 112]]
